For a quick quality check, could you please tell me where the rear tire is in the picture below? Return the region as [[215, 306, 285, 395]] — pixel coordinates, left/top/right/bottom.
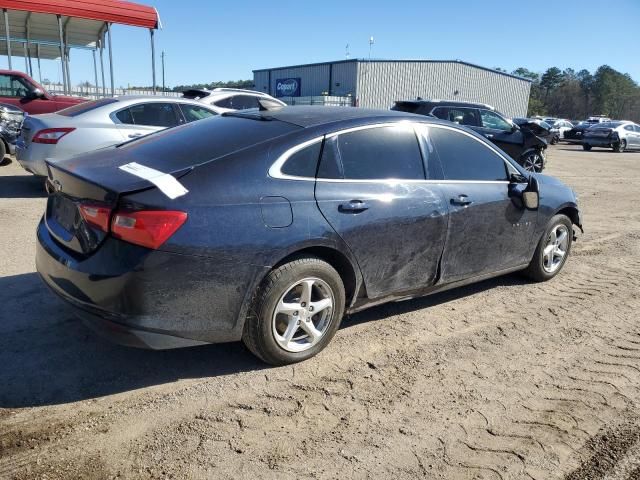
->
[[520, 150, 544, 172], [613, 139, 626, 153], [242, 257, 345, 365], [0, 141, 6, 162], [583, 144, 592, 151], [551, 135, 559, 145], [523, 214, 573, 282]]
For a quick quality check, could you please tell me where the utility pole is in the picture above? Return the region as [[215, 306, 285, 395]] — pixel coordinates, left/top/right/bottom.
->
[[161, 50, 165, 92]]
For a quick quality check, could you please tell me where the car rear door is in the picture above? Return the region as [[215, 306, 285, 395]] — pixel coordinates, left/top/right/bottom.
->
[[314, 123, 448, 299], [424, 125, 537, 283], [114, 102, 182, 140]]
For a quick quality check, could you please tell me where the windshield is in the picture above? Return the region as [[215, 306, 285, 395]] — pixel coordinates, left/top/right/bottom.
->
[[57, 98, 119, 117]]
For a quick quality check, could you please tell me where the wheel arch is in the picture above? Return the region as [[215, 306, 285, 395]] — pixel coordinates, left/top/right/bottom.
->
[[271, 246, 363, 309], [556, 204, 583, 232]]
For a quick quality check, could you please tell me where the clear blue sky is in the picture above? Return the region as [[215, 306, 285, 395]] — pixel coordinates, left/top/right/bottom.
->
[[15, 0, 640, 88]]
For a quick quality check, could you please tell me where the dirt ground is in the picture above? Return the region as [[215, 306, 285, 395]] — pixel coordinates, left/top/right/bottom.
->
[[0, 144, 639, 480]]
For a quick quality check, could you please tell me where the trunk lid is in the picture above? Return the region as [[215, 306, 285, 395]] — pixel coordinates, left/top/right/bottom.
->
[[45, 155, 189, 255]]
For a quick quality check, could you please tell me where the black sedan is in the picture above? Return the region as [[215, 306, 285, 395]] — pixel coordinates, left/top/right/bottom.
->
[[36, 106, 582, 365]]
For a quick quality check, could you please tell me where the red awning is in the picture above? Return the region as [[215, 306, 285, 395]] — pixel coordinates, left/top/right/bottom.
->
[[0, 0, 159, 29]]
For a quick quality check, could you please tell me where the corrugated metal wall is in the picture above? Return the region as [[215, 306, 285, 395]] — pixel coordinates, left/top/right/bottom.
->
[[355, 61, 531, 117], [253, 60, 531, 117]]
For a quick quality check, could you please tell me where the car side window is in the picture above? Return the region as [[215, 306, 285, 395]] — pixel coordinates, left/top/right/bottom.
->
[[180, 104, 217, 122], [429, 126, 508, 181], [118, 103, 180, 127], [281, 141, 322, 177], [213, 97, 233, 109], [231, 95, 260, 110], [319, 125, 425, 180], [480, 110, 512, 132], [435, 107, 480, 127], [624, 125, 634, 131], [0, 74, 33, 98], [634, 125, 640, 133]]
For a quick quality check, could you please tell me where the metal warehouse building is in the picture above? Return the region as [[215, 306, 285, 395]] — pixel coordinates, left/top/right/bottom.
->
[[253, 59, 531, 117]]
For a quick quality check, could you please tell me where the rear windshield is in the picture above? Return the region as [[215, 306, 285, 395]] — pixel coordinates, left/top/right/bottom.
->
[[116, 115, 301, 172], [57, 98, 119, 117]]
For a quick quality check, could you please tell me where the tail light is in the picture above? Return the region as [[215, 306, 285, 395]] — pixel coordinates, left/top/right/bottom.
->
[[32, 128, 75, 144], [78, 204, 187, 250], [79, 204, 112, 232], [111, 210, 187, 249]]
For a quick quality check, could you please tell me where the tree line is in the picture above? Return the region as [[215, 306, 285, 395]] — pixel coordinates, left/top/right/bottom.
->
[[502, 65, 640, 122]]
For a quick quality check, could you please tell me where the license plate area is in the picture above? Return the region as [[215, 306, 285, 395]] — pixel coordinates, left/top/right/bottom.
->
[[52, 195, 78, 233]]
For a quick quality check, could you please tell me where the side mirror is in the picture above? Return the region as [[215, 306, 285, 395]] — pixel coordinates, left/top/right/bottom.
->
[[510, 123, 519, 133], [523, 176, 539, 209], [31, 88, 45, 99]]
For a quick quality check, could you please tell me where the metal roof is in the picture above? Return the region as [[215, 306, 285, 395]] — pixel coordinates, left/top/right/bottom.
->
[[253, 59, 532, 83], [0, 0, 159, 60]]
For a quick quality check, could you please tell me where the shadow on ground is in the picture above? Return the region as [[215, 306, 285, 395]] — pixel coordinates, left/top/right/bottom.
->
[[0, 270, 528, 408], [0, 174, 47, 198]]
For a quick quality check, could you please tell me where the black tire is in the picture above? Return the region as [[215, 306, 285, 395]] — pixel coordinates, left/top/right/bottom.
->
[[520, 150, 544, 173], [242, 256, 345, 365], [613, 139, 626, 153], [551, 135, 559, 145], [0, 141, 6, 162], [583, 144, 592, 151], [523, 214, 573, 282]]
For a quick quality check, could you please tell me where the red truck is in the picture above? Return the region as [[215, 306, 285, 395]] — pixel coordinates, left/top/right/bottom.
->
[[0, 70, 86, 115]]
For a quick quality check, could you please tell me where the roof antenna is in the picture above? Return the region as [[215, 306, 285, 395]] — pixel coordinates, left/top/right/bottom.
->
[[345, 43, 350, 59]]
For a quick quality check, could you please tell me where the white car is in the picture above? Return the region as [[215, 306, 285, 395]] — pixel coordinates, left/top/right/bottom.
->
[[181, 88, 286, 113], [544, 118, 574, 142], [16, 96, 218, 176]]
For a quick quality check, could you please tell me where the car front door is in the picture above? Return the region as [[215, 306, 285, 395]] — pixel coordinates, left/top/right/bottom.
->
[[633, 125, 640, 148], [314, 123, 448, 299], [423, 124, 538, 283], [114, 102, 182, 140], [0, 74, 50, 114], [476, 109, 524, 160]]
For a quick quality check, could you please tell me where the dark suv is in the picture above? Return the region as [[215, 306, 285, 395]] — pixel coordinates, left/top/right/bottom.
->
[[392, 100, 547, 172]]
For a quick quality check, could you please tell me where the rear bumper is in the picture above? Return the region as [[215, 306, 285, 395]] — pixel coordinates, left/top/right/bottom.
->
[[36, 218, 264, 349], [16, 139, 49, 176]]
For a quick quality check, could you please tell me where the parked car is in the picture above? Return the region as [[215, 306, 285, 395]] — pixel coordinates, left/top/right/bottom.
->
[[181, 87, 286, 113], [544, 119, 574, 142], [36, 106, 582, 365], [16, 96, 218, 176], [564, 121, 593, 142], [513, 117, 555, 144], [582, 121, 640, 152], [0, 102, 25, 158], [586, 115, 611, 124], [0, 70, 86, 114], [392, 99, 547, 172]]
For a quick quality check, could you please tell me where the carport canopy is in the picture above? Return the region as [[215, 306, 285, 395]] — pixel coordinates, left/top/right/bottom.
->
[[0, 0, 161, 95]]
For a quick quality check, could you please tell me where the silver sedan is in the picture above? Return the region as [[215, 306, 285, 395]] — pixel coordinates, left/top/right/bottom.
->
[[16, 95, 217, 176]]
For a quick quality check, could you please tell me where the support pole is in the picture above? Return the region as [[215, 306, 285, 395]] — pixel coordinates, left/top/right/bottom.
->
[[106, 23, 114, 96], [65, 48, 71, 92], [23, 42, 27, 72], [99, 40, 106, 97], [92, 49, 99, 99], [3, 9, 11, 70], [57, 15, 67, 94], [161, 51, 165, 92], [149, 29, 156, 94], [36, 44, 41, 83]]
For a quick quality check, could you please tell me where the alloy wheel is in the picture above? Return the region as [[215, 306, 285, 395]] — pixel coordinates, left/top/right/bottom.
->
[[272, 277, 335, 353], [523, 152, 544, 173], [542, 224, 569, 273]]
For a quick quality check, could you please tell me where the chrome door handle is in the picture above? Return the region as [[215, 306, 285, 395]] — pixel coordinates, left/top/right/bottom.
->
[[128, 133, 143, 139], [485, 133, 494, 139], [339, 200, 369, 212], [451, 195, 472, 206]]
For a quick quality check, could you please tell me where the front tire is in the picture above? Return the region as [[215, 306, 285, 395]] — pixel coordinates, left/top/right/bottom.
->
[[583, 144, 592, 151], [242, 257, 345, 365], [613, 139, 627, 153], [523, 214, 573, 282], [520, 150, 544, 172]]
